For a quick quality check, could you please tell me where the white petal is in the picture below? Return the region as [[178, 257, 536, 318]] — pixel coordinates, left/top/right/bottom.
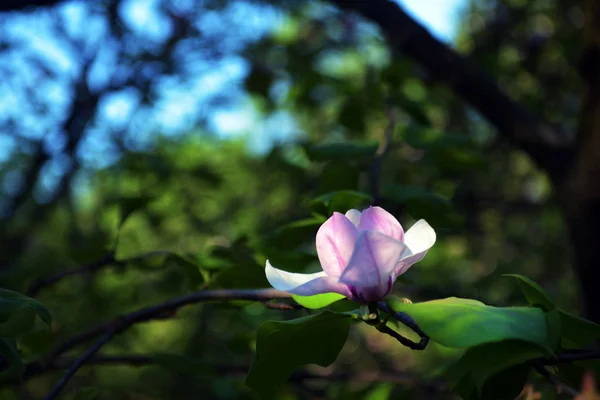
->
[[404, 219, 436, 253], [344, 209, 362, 228], [395, 219, 436, 276], [265, 260, 352, 297]]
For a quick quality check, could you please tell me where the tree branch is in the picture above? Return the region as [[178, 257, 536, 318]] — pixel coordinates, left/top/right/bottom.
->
[[533, 364, 579, 397], [43, 330, 118, 400], [541, 349, 600, 364], [18, 354, 447, 392], [328, 0, 573, 176], [44, 289, 293, 363], [376, 302, 429, 350], [26, 254, 117, 297]]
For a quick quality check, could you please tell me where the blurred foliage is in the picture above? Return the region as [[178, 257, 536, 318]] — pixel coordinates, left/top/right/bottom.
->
[[0, 0, 589, 398]]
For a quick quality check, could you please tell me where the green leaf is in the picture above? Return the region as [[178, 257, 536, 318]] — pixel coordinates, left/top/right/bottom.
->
[[162, 253, 205, 287], [545, 309, 562, 351], [478, 364, 531, 400], [446, 340, 547, 393], [386, 297, 550, 349], [559, 310, 600, 347], [0, 338, 23, 382], [310, 191, 373, 216], [450, 360, 533, 400], [0, 289, 52, 332], [246, 311, 352, 394], [292, 293, 346, 309], [504, 274, 555, 310], [0, 307, 36, 337], [383, 184, 456, 226], [303, 141, 378, 162]]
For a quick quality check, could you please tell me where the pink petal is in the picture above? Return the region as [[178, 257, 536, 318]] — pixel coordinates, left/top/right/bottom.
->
[[395, 219, 436, 276], [315, 212, 358, 278], [357, 206, 404, 241], [265, 260, 352, 297], [339, 231, 411, 287]]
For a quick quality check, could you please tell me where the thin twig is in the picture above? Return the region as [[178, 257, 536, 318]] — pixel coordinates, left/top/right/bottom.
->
[[27, 254, 116, 297], [43, 330, 118, 400], [376, 302, 429, 350], [541, 349, 600, 364], [27, 251, 174, 297], [45, 289, 292, 363], [533, 364, 579, 398]]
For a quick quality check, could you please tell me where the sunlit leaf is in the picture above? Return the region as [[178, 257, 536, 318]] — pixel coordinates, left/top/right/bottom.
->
[[291, 292, 346, 309], [386, 297, 550, 349]]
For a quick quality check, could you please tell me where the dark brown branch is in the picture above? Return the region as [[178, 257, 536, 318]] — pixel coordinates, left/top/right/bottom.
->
[[376, 302, 429, 350], [533, 364, 579, 397], [45, 289, 292, 362], [541, 349, 600, 364], [19, 354, 447, 392], [43, 330, 118, 400], [328, 0, 573, 176]]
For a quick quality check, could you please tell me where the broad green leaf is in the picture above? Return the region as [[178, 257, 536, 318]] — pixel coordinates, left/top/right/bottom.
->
[[292, 293, 346, 309], [303, 141, 378, 162], [559, 311, 600, 347], [545, 309, 562, 351], [383, 184, 455, 226], [0, 289, 52, 330], [0, 338, 23, 382], [246, 311, 351, 394], [504, 274, 555, 310], [162, 253, 205, 287], [446, 340, 547, 393], [386, 297, 550, 349], [451, 363, 532, 400], [0, 307, 36, 338], [310, 190, 373, 216]]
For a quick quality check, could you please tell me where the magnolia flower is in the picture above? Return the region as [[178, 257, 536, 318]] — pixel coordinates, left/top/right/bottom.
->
[[265, 206, 436, 304]]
